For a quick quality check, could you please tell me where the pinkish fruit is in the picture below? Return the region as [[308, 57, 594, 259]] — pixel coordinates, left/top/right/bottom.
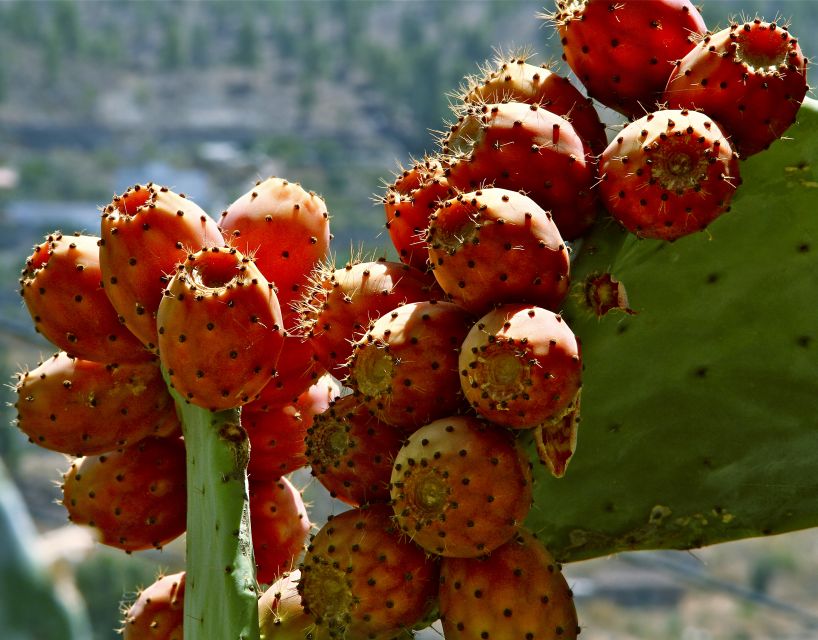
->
[[306, 394, 405, 506], [390, 415, 533, 558], [298, 505, 440, 639], [219, 177, 331, 310], [259, 570, 415, 640], [599, 109, 741, 241], [250, 476, 311, 585], [459, 304, 582, 429], [439, 529, 580, 640], [427, 188, 570, 315], [296, 258, 440, 379], [460, 50, 608, 155], [19, 232, 152, 363], [346, 300, 473, 432], [157, 246, 285, 411], [381, 157, 456, 271], [245, 373, 340, 480], [664, 19, 809, 157], [550, 0, 707, 118], [258, 570, 314, 640], [61, 436, 187, 552], [99, 183, 224, 352], [443, 102, 598, 240], [254, 312, 325, 408], [122, 572, 185, 640], [14, 352, 179, 456]]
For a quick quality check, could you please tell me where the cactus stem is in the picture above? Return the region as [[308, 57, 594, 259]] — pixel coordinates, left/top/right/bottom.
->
[[164, 368, 260, 640]]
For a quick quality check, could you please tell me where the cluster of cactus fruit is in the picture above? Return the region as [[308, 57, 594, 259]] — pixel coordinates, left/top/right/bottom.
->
[[10, 1, 812, 639]]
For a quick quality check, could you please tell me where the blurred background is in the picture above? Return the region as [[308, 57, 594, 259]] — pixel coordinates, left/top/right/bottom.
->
[[1, 1, 817, 638]]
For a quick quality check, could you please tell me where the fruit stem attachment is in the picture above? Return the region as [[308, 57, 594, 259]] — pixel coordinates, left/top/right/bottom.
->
[[163, 368, 260, 640]]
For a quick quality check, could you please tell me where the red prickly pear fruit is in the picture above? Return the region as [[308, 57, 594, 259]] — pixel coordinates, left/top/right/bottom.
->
[[19, 232, 152, 363], [305, 394, 405, 507], [250, 475, 311, 585], [258, 570, 315, 640], [258, 572, 415, 640], [439, 529, 580, 640], [245, 373, 340, 480], [599, 109, 741, 241], [254, 359, 327, 409], [122, 572, 185, 640], [460, 304, 582, 429], [219, 177, 331, 310], [459, 50, 608, 155], [390, 415, 533, 558], [297, 505, 440, 639], [535, 391, 581, 478], [254, 324, 324, 407], [444, 103, 598, 240], [14, 352, 179, 456], [346, 300, 473, 432], [99, 183, 224, 353], [157, 246, 285, 411], [61, 436, 187, 552], [549, 0, 706, 119], [295, 258, 441, 379], [382, 157, 456, 272], [664, 19, 809, 158], [427, 188, 570, 316]]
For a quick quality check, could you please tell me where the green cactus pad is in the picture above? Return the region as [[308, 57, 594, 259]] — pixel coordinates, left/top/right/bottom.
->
[[166, 371, 260, 640], [527, 98, 818, 562]]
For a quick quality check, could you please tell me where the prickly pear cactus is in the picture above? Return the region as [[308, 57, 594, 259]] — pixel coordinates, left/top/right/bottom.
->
[[166, 378, 260, 640], [527, 98, 818, 561]]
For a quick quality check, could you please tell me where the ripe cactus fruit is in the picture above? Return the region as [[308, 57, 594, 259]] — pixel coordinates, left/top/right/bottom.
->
[[427, 188, 570, 316], [549, 0, 707, 119], [259, 570, 414, 640], [305, 394, 405, 506], [14, 352, 179, 456], [245, 373, 340, 480], [157, 246, 285, 411], [122, 572, 185, 640], [253, 309, 325, 407], [599, 109, 741, 241], [250, 475, 311, 585], [381, 157, 456, 271], [219, 177, 331, 309], [664, 19, 809, 158], [296, 258, 440, 378], [61, 436, 187, 552], [19, 233, 151, 363], [99, 183, 224, 352], [460, 304, 582, 429], [346, 300, 473, 431], [298, 504, 440, 639], [443, 102, 598, 240], [460, 50, 608, 155], [258, 570, 315, 640], [390, 415, 533, 558], [439, 529, 579, 640]]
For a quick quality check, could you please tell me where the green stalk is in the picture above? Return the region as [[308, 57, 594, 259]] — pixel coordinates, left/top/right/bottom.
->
[[166, 374, 260, 640]]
